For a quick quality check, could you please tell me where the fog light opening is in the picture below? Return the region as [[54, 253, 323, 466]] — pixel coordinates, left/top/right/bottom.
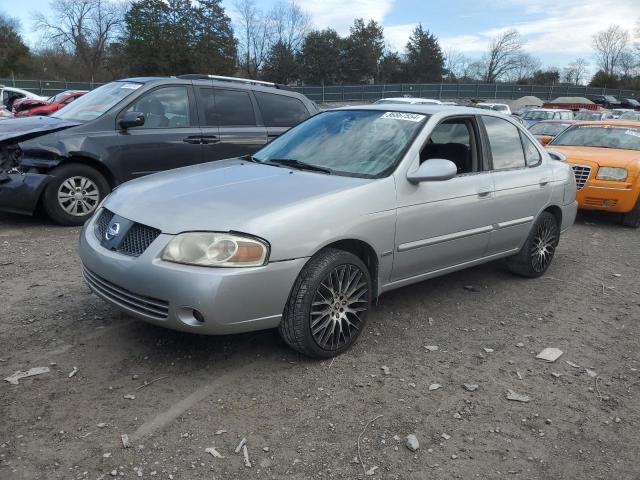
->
[[192, 310, 205, 323], [176, 307, 206, 326]]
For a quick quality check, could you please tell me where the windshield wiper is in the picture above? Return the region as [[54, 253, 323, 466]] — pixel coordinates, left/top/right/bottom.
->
[[239, 154, 261, 163], [263, 159, 332, 174]]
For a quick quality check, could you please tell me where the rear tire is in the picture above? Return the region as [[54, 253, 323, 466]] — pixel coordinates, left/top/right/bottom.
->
[[621, 200, 640, 228], [507, 212, 560, 278], [42, 163, 110, 226], [279, 248, 372, 358]]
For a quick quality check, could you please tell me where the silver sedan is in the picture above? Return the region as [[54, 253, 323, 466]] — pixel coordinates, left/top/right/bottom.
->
[[79, 105, 578, 358]]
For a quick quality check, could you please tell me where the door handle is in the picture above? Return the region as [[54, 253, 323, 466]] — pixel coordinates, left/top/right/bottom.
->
[[183, 136, 202, 144], [539, 177, 551, 186], [200, 136, 220, 145]]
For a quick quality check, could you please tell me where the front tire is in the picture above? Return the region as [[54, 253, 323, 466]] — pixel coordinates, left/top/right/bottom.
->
[[507, 212, 560, 278], [621, 199, 640, 228], [42, 163, 110, 226], [279, 248, 372, 358]]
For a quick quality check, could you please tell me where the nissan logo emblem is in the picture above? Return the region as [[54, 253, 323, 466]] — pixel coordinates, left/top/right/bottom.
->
[[105, 222, 121, 240]]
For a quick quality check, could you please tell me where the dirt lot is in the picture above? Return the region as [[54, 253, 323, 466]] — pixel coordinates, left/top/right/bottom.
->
[[1, 210, 639, 480]]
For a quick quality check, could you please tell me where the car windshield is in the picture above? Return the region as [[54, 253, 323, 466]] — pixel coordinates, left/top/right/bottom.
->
[[574, 112, 604, 120], [53, 81, 143, 122], [620, 112, 640, 121], [552, 125, 640, 151], [253, 110, 427, 178], [529, 122, 571, 136], [48, 92, 67, 103], [524, 111, 554, 120]]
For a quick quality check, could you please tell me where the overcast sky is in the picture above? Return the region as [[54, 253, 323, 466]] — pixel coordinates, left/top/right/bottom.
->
[[4, 0, 639, 70]]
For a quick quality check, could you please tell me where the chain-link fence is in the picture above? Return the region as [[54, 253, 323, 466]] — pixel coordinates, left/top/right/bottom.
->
[[2, 77, 638, 103]]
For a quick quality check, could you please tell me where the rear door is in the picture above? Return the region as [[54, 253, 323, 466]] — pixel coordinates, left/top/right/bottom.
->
[[201, 88, 267, 162], [253, 91, 313, 141], [114, 84, 203, 180], [481, 115, 552, 255]]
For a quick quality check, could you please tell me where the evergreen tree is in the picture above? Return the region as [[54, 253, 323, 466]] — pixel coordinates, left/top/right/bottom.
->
[[298, 29, 342, 85], [0, 15, 31, 77], [262, 41, 299, 84], [342, 19, 384, 83], [406, 24, 445, 82]]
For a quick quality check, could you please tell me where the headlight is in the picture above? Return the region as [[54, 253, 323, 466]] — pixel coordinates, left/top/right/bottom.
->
[[162, 233, 269, 267], [596, 167, 628, 181]]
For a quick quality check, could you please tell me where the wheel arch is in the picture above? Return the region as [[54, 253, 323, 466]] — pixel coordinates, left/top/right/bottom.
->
[[543, 204, 562, 227], [315, 239, 380, 298], [57, 156, 116, 189]]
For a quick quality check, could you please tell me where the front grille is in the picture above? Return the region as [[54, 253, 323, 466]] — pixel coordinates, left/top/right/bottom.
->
[[94, 208, 160, 257], [571, 165, 592, 191], [95, 209, 114, 241], [119, 223, 161, 257], [83, 267, 169, 319]]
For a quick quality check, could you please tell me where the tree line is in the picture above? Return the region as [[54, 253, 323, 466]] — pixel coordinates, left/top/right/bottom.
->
[[0, 0, 639, 91]]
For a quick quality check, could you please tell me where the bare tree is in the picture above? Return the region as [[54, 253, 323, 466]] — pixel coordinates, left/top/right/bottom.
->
[[562, 58, 589, 85], [269, 1, 310, 52], [235, 0, 268, 77], [592, 25, 630, 76], [618, 50, 638, 78], [482, 29, 525, 82], [33, 0, 126, 80], [444, 48, 464, 80], [504, 53, 541, 82]]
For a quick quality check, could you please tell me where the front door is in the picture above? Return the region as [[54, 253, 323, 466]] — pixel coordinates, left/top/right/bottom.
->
[[392, 116, 495, 281], [480, 115, 552, 255], [114, 85, 203, 181]]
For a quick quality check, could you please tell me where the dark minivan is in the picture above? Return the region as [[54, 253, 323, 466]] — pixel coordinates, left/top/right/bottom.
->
[[0, 75, 318, 225]]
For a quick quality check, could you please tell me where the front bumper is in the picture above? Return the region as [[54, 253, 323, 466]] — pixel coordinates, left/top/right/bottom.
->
[[0, 172, 51, 215], [577, 182, 638, 213], [560, 200, 578, 233], [79, 214, 308, 335]]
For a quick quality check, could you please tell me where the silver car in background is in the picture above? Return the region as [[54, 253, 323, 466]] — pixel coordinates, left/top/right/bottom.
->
[[79, 105, 578, 358]]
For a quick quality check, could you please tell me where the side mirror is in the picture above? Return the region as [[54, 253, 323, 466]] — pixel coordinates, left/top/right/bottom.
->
[[540, 135, 553, 145], [547, 150, 566, 162], [407, 159, 457, 184], [118, 111, 145, 130]]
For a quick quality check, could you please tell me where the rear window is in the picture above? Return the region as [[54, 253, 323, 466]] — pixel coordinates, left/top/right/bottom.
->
[[214, 89, 256, 126], [255, 92, 310, 127]]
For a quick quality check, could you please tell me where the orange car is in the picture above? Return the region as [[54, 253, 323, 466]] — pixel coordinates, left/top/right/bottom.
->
[[546, 120, 640, 227]]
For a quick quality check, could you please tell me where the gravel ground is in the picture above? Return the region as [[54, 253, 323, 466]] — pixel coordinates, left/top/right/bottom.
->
[[1, 210, 639, 480]]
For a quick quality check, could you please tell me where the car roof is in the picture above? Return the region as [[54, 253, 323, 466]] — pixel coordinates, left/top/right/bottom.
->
[[572, 119, 640, 127], [528, 108, 572, 112], [335, 104, 510, 118], [116, 76, 306, 99]]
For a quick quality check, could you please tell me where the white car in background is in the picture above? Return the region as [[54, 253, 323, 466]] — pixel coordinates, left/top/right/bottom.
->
[[374, 97, 442, 105], [475, 102, 512, 115], [0, 86, 46, 110], [610, 108, 636, 119]]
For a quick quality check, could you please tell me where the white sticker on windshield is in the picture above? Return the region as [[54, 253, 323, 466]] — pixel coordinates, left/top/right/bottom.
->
[[120, 83, 142, 90], [380, 112, 425, 122], [624, 129, 640, 138]]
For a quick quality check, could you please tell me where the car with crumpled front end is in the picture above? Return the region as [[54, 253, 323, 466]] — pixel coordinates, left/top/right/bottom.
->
[[546, 120, 640, 227], [79, 104, 577, 358]]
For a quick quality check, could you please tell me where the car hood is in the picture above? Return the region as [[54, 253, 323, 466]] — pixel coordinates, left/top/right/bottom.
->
[[0, 115, 80, 143], [104, 159, 378, 236], [546, 145, 640, 168]]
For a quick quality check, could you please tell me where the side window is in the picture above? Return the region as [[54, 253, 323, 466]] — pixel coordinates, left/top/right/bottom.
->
[[127, 86, 190, 129], [520, 132, 542, 167], [482, 116, 526, 170], [214, 89, 256, 126], [420, 118, 478, 174], [254, 92, 309, 127], [198, 88, 217, 126]]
